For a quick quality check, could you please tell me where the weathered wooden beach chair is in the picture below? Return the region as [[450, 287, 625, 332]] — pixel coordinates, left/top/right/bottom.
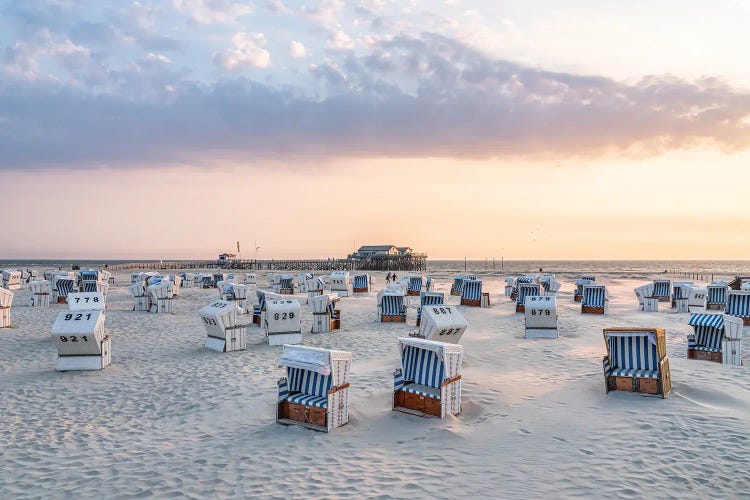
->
[[311, 293, 341, 333], [416, 291, 445, 326], [525, 295, 558, 339], [461, 279, 488, 307], [725, 290, 750, 325], [393, 338, 463, 418], [277, 345, 352, 432], [582, 285, 607, 314], [516, 283, 541, 313], [602, 328, 671, 398], [687, 313, 743, 365], [200, 299, 246, 352], [265, 299, 302, 345], [378, 289, 406, 323], [1, 270, 22, 290], [416, 305, 467, 343]]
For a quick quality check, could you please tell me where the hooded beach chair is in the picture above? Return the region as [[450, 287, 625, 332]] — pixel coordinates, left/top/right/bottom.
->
[[329, 271, 351, 297], [407, 276, 424, 296], [28, 280, 51, 308], [252, 289, 282, 325], [2, 270, 22, 290], [200, 299, 246, 352], [707, 282, 728, 310], [525, 295, 558, 339], [602, 328, 671, 398], [582, 285, 607, 314], [416, 291, 445, 326], [352, 274, 370, 293], [393, 338, 463, 418], [52, 276, 76, 304], [297, 273, 313, 293], [450, 276, 467, 296], [504, 277, 516, 297], [634, 283, 658, 312], [378, 290, 406, 323], [0, 287, 12, 328], [687, 313, 743, 365], [513, 276, 534, 301], [129, 281, 151, 311], [574, 278, 594, 302], [51, 299, 110, 371], [221, 283, 249, 314], [244, 272, 257, 285], [277, 345, 352, 432], [461, 279, 488, 307], [310, 293, 341, 333], [540, 276, 561, 296], [265, 299, 302, 345], [180, 273, 194, 288], [652, 280, 671, 302], [417, 304, 467, 343], [671, 282, 693, 308], [147, 281, 174, 314], [200, 274, 213, 289], [277, 275, 295, 295], [725, 290, 750, 325], [516, 283, 541, 313], [425, 277, 433, 292]]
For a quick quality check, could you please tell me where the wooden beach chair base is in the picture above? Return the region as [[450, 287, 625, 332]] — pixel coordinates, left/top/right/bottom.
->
[[582, 305, 605, 314], [280, 289, 294, 295], [510, 292, 518, 300], [381, 314, 406, 323], [687, 349, 723, 363], [515, 304, 525, 313], [461, 298, 481, 307], [574, 295, 583, 302], [450, 290, 461, 296], [353, 287, 368, 293], [706, 304, 724, 310], [393, 390, 442, 418], [277, 401, 328, 431]]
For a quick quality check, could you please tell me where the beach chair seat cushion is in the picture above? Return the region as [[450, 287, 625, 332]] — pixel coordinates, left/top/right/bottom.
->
[[287, 393, 328, 408], [608, 367, 659, 379], [401, 383, 441, 398], [693, 345, 722, 353]]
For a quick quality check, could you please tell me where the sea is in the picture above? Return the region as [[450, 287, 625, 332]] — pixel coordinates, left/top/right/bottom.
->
[[1, 259, 748, 281]]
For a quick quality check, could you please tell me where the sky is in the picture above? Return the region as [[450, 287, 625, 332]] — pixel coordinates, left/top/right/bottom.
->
[[1, 0, 750, 260]]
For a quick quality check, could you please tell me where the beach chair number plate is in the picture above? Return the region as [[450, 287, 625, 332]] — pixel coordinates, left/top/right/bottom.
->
[[64, 313, 94, 321], [203, 317, 218, 325], [273, 312, 295, 320], [439, 328, 459, 337], [72, 296, 100, 305], [531, 309, 552, 315], [431, 307, 453, 314], [59, 335, 89, 342]]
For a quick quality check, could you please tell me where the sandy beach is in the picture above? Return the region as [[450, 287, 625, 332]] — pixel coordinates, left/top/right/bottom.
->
[[1, 269, 749, 498]]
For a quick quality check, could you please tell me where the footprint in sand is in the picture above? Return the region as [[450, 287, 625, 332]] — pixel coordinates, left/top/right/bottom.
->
[[579, 449, 594, 456]]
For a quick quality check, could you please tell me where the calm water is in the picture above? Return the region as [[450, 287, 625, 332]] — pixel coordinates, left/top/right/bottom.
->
[[1, 259, 748, 281]]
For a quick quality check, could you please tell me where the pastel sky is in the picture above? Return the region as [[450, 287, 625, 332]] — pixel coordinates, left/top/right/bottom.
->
[[2, 0, 750, 260]]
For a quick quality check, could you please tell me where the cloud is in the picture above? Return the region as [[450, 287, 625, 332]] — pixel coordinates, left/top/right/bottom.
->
[[2, 33, 750, 170], [172, 0, 252, 25], [327, 30, 354, 50], [213, 32, 270, 70], [290, 40, 307, 58]]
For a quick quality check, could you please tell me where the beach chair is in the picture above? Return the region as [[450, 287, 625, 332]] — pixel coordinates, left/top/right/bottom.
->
[[729, 276, 750, 290], [393, 338, 463, 418], [199, 274, 212, 289], [525, 295, 558, 339], [686, 285, 707, 313], [582, 285, 607, 314], [504, 277, 515, 298], [277, 275, 295, 295], [416, 291, 445, 326], [277, 345, 352, 432], [461, 279, 488, 307], [2, 270, 22, 290], [147, 281, 174, 314], [329, 271, 351, 297], [305, 277, 325, 303], [28, 280, 51, 308], [425, 277, 433, 292], [634, 283, 658, 312], [129, 281, 150, 311], [541, 276, 561, 296], [687, 313, 743, 365], [220, 282, 248, 314], [574, 278, 594, 302], [513, 276, 534, 301], [244, 272, 257, 285], [297, 273, 313, 293], [0, 287, 12, 328], [516, 283, 541, 313], [52, 276, 76, 304], [252, 289, 282, 325], [652, 280, 671, 302], [602, 328, 671, 398], [416, 304, 467, 343], [311, 293, 341, 333], [725, 290, 750, 325], [212, 273, 227, 288], [179, 273, 193, 288], [450, 276, 467, 296], [200, 299, 246, 352], [407, 276, 424, 297], [265, 299, 302, 345], [51, 296, 110, 371], [671, 282, 693, 308], [378, 290, 406, 323], [707, 282, 728, 310], [352, 274, 370, 293]]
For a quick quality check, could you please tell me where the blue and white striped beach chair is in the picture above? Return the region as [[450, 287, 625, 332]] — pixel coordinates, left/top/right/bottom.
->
[[652, 280, 671, 302], [582, 285, 607, 314], [602, 328, 670, 397], [54, 277, 76, 303], [417, 291, 445, 326], [407, 276, 424, 296], [460, 279, 484, 307], [380, 291, 406, 322], [353, 274, 370, 293], [725, 291, 750, 325], [450, 276, 467, 296], [425, 277, 433, 292], [279, 276, 295, 294], [516, 283, 540, 313], [393, 338, 463, 418], [277, 345, 352, 432], [707, 283, 728, 310]]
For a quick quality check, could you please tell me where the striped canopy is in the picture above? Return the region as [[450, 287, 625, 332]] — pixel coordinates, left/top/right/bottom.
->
[[288, 368, 332, 397], [582, 285, 606, 307], [688, 313, 724, 328], [408, 276, 423, 292], [381, 294, 404, 315], [401, 345, 444, 388], [726, 292, 750, 317], [608, 334, 659, 372], [451, 276, 467, 292], [652, 280, 671, 298], [707, 285, 727, 305], [353, 274, 369, 289], [461, 280, 483, 300], [516, 283, 540, 305]]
